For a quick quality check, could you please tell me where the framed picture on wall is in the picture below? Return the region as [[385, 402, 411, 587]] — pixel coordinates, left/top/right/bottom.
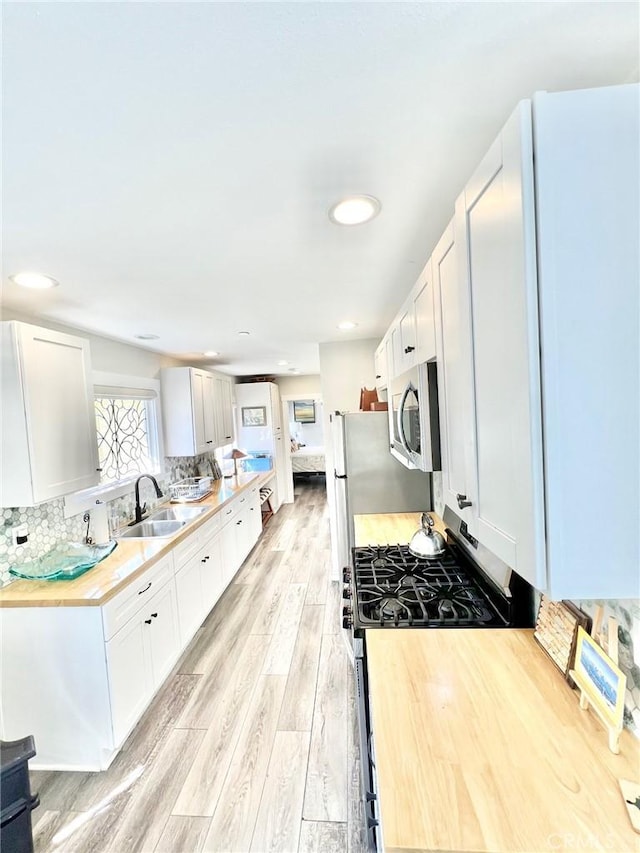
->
[[293, 400, 315, 423], [242, 406, 267, 427]]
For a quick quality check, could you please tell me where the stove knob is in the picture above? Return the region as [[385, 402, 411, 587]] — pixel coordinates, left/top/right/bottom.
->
[[342, 587, 352, 600], [342, 567, 351, 583], [342, 605, 353, 629]]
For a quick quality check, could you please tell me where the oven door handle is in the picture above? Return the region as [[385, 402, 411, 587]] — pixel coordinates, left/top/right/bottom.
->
[[397, 380, 417, 454]]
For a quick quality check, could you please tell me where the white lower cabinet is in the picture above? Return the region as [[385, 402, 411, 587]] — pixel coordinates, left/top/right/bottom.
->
[[105, 610, 153, 746], [0, 480, 267, 771], [105, 577, 179, 746]]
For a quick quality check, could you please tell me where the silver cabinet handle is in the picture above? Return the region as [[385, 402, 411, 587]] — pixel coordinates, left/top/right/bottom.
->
[[457, 493, 472, 509]]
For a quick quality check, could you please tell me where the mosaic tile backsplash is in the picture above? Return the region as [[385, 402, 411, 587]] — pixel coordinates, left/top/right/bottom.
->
[[0, 453, 220, 586]]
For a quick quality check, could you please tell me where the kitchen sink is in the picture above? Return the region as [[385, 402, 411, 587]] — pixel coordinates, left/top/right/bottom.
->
[[118, 519, 185, 539], [149, 506, 209, 522]]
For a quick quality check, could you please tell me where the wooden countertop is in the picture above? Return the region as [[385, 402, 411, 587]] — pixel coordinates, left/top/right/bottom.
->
[[354, 511, 444, 548], [0, 471, 274, 608], [352, 513, 640, 852], [367, 629, 640, 853]]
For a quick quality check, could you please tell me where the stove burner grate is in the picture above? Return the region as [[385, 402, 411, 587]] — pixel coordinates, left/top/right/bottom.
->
[[351, 543, 502, 628]]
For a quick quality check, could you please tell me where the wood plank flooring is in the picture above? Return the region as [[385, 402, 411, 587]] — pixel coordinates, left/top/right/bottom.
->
[[31, 477, 368, 853]]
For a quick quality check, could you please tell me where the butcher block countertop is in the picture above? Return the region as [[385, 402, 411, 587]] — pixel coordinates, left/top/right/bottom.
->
[[354, 512, 640, 853], [0, 471, 273, 608]]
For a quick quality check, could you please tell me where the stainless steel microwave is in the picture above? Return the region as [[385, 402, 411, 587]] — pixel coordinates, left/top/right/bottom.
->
[[389, 361, 441, 472]]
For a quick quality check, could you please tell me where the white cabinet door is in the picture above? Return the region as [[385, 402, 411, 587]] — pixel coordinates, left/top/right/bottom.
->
[[414, 260, 436, 363], [191, 369, 208, 455], [144, 580, 180, 687], [214, 375, 234, 447], [200, 532, 224, 614], [457, 101, 545, 587], [175, 555, 204, 646], [433, 221, 475, 528], [105, 612, 153, 746], [1, 322, 100, 506], [398, 303, 417, 371], [247, 488, 262, 545], [270, 383, 282, 433], [202, 372, 217, 450], [374, 340, 387, 391], [221, 516, 239, 586]]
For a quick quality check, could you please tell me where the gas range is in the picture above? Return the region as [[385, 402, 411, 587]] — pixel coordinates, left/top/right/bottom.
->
[[342, 526, 535, 634]]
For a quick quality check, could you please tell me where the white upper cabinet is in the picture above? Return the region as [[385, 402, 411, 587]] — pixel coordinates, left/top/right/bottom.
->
[[532, 84, 639, 599], [413, 259, 436, 364], [455, 101, 545, 589], [162, 367, 231, 455], [214, 374, 234, 446], [432, 222, 475, 530], [1, 322, 100, 506], [161, 367, 211, 456], [374, 339, 388, 391]]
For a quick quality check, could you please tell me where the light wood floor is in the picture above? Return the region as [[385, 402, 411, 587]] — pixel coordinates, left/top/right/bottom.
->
[[30, 478, 367, 853]]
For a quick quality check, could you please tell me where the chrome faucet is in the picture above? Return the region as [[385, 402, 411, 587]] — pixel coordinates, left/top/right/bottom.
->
[[132, 474, 163, 525]]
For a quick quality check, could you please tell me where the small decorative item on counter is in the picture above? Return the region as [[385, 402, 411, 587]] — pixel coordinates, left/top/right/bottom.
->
[[569, 621, 627, 754], [534, 596, 591, 685], [9, 540, 117, 581]]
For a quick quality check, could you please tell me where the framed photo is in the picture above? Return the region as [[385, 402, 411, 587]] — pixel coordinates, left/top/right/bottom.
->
[[293, 400, 315, 424], [571, 626, 626, 728], [242, 406, 267, 427]]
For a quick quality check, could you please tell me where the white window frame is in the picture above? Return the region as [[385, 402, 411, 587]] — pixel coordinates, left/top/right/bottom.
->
[[64, 371, 165, 518]]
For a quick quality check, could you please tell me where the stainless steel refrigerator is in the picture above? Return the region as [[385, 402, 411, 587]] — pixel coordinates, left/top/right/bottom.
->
[[332, 411, 432, 570]]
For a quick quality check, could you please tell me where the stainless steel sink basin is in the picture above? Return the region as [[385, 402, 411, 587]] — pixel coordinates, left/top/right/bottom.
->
[[119, 519, 185, 539], [150, 506, 209, 522]]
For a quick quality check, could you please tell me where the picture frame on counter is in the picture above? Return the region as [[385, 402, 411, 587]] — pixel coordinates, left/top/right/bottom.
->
[[241, 406, 267, 427], [569, 626, 626, 754], [534, 596, 591, 686]]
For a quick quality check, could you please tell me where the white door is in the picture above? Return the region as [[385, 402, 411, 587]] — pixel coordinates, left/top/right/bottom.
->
[[414, 260, 436, 363], [200, 532, 224, 613], [202, 372, 216, 449], [105, 614, 152, 746], [432, 222, 474, 528], [145, 581, 180, 687], [175, 556, 204, 646], [221, 517, 239, 586], [19, 326, 100, 502], [458, 101, 545, 586], [191, 370, 207, 455]]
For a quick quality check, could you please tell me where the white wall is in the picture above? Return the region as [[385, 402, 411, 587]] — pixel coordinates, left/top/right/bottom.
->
[[275, 374, 321, 397], [319, 338, 379, 579], [2, 309, 186, 377]]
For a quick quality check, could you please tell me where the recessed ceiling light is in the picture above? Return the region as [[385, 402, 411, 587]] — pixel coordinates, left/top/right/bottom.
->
[[204, 350, 219, 357], [277, 360, 289, 366], [134, 333, 160, 341], [238, 331, 251, 336], [288, 368, 300, 374], [10, 271, 59, 289], [338, 320, 358, 330], [329, 195, 381, 226]]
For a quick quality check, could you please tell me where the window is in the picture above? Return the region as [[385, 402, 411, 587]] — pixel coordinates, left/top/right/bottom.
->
[[94, 385, 161, 486]]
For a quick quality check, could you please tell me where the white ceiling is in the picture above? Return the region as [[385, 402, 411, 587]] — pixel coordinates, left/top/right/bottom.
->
[[2, 2, 638, 376]]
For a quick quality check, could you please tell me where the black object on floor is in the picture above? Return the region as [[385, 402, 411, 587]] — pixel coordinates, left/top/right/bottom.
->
[[0, 736, 39, 853]]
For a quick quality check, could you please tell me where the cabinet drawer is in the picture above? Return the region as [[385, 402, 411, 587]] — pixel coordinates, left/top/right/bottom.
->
[[220, 497, 242, 526], [198, 512, 221, 541], [102, 554, 174, 641], [173, 526, 203, 572]]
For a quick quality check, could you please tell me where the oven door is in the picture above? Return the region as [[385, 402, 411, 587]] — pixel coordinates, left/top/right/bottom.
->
[[354, 637, 381, 852], [389, 362, 439, 472]]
